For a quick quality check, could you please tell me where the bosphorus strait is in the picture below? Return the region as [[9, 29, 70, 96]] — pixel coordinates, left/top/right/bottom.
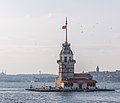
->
[[0, 82, 119, 103]]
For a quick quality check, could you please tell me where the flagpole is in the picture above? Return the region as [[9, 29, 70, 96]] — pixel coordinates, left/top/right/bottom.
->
[[66, 17, 67, 43]]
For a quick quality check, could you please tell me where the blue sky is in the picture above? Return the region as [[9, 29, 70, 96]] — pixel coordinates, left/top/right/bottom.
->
[[0, 0, 120, 74]]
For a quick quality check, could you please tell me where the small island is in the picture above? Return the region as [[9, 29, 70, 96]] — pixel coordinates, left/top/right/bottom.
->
[[26, 18, 115, 92]]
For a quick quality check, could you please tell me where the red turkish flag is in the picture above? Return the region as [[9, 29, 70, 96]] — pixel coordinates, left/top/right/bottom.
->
[[62, 25, 67, 29]]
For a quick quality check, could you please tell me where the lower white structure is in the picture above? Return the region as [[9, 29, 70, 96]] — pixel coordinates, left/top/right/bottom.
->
[[59, 73, 97, 89]]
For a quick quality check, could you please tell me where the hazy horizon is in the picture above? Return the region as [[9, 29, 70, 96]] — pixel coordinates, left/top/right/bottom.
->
[[0, 0, 120, 74]]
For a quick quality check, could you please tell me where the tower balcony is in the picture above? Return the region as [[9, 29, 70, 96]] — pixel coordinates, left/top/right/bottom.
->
[[57, 60, 76, 64], [57, 60, 61, 63]]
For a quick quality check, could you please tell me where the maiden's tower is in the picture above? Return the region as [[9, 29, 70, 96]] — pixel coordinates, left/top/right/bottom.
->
[[26, 18, 115, 92], [55, 18, 97, 89]]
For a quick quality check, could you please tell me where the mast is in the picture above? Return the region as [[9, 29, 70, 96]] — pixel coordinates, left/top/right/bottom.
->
[[65, 17, 68, 43]]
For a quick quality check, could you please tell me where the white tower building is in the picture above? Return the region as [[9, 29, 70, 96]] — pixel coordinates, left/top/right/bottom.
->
[[55, 18, 76, 88]]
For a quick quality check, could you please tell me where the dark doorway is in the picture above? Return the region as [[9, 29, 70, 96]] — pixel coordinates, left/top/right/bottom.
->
[[79, 84, 82, 89], [64, 57, 67, 62]]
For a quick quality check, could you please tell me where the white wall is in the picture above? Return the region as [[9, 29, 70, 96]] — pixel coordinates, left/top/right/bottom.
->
[[73, 83, 79, 88], [61, 82, 64, 88], [82, 83, 87, 89], [88, 86, 96, 89]]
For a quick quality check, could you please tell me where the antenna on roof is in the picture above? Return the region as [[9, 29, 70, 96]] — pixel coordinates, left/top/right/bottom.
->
[[65, 17, 68, 43], [62, 17, 68, 43]]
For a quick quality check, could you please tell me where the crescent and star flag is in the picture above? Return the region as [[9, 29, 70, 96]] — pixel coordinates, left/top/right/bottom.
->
[[62, 25, 67, 29]]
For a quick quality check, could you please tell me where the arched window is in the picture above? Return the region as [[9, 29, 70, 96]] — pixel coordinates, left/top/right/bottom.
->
[[69, 57, 71, 61], [60, 56, 62, 61], [64, 57, 67, 62]]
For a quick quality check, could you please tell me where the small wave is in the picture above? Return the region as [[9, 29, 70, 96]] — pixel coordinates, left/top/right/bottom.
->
[[0, 88, 25, 92], [0, 89, 24, 91], [115, 89, 120, 93]]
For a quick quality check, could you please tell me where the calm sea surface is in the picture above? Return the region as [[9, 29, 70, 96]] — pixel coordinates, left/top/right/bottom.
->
[[0, 82, 120, 103]]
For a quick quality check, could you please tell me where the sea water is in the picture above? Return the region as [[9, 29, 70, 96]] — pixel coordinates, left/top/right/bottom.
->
[[0, 82, 120, 103]]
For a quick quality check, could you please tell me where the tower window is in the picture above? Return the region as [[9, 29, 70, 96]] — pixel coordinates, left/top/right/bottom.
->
[[64, 57, 67, 62], [60, 56, 62, 61], [69, 57, 71, 61]]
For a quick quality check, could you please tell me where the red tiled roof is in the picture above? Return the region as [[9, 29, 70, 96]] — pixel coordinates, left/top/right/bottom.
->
[[74, 73, 92, 77], [63, 79, 78, 83], [63, 79, 97, 83], [84, 79, 97, 83]]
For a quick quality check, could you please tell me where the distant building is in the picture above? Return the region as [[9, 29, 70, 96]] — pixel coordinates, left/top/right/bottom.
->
[[55, 18, 97, 89], [89, 67, 120, 83], [96, 66, 99, 73], [0, 73, 56, 82]]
